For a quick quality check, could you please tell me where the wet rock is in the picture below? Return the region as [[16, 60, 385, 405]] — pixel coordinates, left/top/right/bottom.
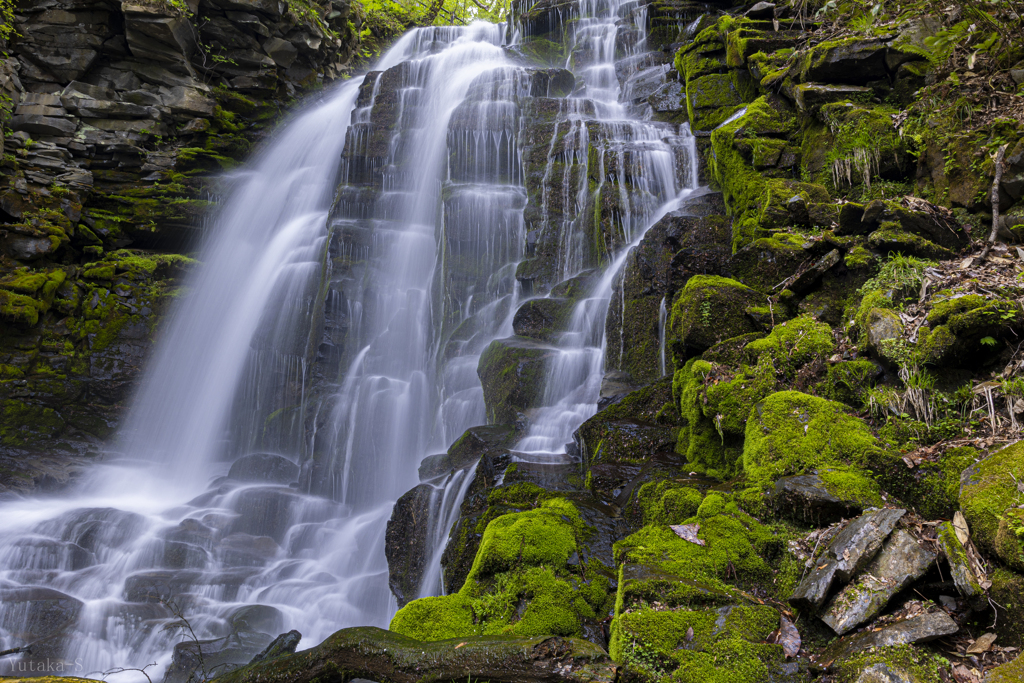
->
[[418, 424, 514, 480], [790, 507, 906, 611], [794, 83, 873, 114], [0, 586, 84, 642], [770, 474, 869, 525], [864, 307, 905, 359], [229, 605, 285, 636], [217, 533, 282, 567], [385, 482, 434, 607], [597, 370, 637, 409], [822, 611, 958, 664], [745, 1, 775, 19], [477, 336, 556, 425], [262, 37, 298, 68], [165, 628, 274, 683], [228, 453, 300, 484], [513, 297, 572, 342], [230, 486, 299, 542], [821, 529, 937, 635], [249, 629, 301, 664]]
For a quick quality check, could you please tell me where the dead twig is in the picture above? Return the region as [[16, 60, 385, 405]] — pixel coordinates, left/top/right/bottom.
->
[[980, 144, 1009, 261]]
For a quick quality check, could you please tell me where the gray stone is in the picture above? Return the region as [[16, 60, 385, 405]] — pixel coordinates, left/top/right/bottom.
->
[[122, 89, 164, 106], [64, 98, 152, 118], [822, 611, 958, 663], [790, 507, 906, 611], [789, 249, 841, 295], [770, 474, 868, 525], [164, 628, 273, 683], [417, 424, 513, 480], [9, 113, 77, 136], [854, 663, 915, 683], [122, 4, 197, 65], [228, 453, 300, 484], [229, 605, 285, 636], [262, 37, 298, 68], [1011, 69, 1024, 85], [745, 2, 775, 19], [249, 630, 301, 664], [217, 532, 282, 567], [821, 529, 937, 635], [936, 520, 985, 600], [865, 307, 904, 357], [802, 39, 889, 85], [230, 487, 299, 542], [62, 80, 116, 100], [795, 83, 872, 114], [3, 234, 60, 260], [209, 0, 284, 15], [163, 85, 216, 116], [15, 102, 66, 117]]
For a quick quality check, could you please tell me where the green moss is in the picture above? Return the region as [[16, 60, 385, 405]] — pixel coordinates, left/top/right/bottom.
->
[[468, 498, 580, 580], [0, 399, 65, 447], [388, 593, 480, 641], [833, 644, 946, 683], [0, 289, 44, 326], [668, 276, 760, 363], [637, 481, 704, 526], [960, 441, 1024, 570], [614, 503, 780, 598], [742, 390, 883, 501], [610, 605, 782, 683], [820, 360, 878, 407], [744, 315, 833, 371]]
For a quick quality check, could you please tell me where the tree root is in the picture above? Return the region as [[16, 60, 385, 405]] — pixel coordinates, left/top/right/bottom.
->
[[212, 627, 618, 683]]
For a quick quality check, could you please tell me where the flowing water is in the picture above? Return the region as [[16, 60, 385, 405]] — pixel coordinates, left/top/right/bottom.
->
[[0, 1, 699, 679]]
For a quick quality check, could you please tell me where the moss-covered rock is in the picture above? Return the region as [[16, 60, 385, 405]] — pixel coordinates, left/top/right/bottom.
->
[[742, 391, 883, 504], [832, 644, 946, 683], [477, 336, 557, 425], [918, 294, 1022, 367], [610, 603, 784, 683], [668, 276, 761, 363], [960, 441, 1024, 570]]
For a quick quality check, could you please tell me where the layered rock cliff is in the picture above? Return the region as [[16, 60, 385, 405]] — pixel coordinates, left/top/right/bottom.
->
[[0, 0, 361, 488]]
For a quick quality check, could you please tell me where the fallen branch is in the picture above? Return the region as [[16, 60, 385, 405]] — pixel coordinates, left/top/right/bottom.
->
[[0, 646, 31, 659], [980, 143, 1009, 261], [212, 627, 617, 683]]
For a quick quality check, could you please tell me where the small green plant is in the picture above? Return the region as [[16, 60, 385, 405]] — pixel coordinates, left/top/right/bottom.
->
[[860, 253, 934, 298], [980, 336, 998, 347]]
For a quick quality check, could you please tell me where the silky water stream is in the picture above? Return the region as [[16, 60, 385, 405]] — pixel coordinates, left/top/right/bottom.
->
[[0, 3, 700, 680]]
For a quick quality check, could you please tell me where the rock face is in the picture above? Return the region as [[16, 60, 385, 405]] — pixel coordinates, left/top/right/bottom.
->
[[0, 0, 362, 481]]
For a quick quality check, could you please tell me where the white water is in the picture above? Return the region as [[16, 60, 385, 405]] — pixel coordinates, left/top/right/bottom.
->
[[0, 1, 701, 679]]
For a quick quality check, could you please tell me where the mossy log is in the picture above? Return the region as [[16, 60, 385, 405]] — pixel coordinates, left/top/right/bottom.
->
[[213, 627, 617, 683]]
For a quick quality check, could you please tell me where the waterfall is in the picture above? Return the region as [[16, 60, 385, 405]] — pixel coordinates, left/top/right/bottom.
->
[[0, 0, 701, 678]]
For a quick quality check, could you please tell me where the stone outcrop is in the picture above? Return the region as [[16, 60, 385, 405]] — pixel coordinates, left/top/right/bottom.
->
[[0, 0, 362, 480]]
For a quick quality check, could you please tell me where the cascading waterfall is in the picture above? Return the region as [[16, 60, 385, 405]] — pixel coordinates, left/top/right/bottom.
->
[[0, 0, 701, 678]]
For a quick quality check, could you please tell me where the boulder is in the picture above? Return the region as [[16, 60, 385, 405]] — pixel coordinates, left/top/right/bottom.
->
[[801, 38, 889, 84], [667, 275, 761, 362], [789, 507, 906, 611], [249, 629, 301, 664], [384, 482, 434, 606], [822, 612, 958, 664], [477, 336, 556, 425], [418, 424, 514, 480], [770, 474, 871, 525], [960, 442, 1024, 570], [821, 529, 937, 635], [513, 297, 572, 343]]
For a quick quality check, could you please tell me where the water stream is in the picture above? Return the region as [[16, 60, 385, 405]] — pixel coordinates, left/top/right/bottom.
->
[[0, 2, 700, 680]]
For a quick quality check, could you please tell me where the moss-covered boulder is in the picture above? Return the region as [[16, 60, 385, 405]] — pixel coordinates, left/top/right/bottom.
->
[[918, 294, 1022, 367], [391, 498, 613, 643], [673, 316, 834, 479], [610, 603, 785, 683], [742, 391, 883, 504], [477, 336, 557, 425], [832, 644, 947, 683], [613, 494, 787, 610], [960, 441, 1024, 570], [668, 276, 761, 363]]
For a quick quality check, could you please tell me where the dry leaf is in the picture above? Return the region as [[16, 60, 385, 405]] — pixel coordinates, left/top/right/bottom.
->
[[953, 511, 970, 546], [670, 524, 705, 546], [455, 642, 466, 649], [966, 633, 997, 654], [685, 626, 694, 642], [779, 615, 801, 658]]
